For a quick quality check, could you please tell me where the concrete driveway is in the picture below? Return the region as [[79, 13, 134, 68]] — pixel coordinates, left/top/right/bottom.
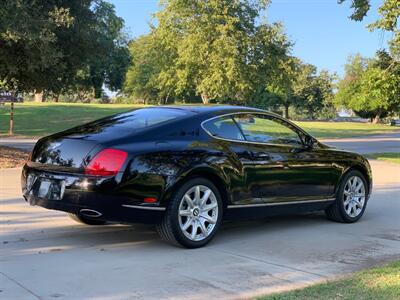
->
[[1, 159, 399, 300]]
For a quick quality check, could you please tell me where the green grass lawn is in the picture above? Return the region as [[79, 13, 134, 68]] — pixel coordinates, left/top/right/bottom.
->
[[258, 261, 400, 300], [0, 102, 144, 137], [1, 102, 399, 138], [366, 153, 400, 164]]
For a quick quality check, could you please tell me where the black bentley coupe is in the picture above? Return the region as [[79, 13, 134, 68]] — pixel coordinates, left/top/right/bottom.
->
[[22, 106, 372, 248]]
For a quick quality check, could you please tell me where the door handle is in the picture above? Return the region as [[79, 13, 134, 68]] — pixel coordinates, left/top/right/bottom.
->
[[254, 152, 271, 159]]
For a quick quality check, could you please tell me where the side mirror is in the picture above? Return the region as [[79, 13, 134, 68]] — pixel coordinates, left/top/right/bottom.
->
[[304, 135, 315, 148]]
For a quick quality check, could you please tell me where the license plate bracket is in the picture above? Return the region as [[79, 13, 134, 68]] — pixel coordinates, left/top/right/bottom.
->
[[29, 176, 66, 200]]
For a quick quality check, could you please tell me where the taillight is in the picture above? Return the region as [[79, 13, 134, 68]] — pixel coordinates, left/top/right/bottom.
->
[[144, 197, 157, 203], [84, 149, 128, 176]]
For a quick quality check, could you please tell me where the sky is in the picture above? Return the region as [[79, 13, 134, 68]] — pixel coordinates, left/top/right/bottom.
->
[[108, 0, 390, 77]]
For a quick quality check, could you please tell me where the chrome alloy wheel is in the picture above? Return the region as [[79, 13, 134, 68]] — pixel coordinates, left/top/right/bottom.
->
[[178, 185, 218, 241], [343, 176, 366, 218]]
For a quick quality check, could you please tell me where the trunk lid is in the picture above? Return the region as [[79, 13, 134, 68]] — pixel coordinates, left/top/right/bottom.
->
[[31, 137, 98, 169]]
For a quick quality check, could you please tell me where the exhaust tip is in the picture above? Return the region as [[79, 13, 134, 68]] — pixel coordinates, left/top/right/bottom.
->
[[80, 209, 102, 218]]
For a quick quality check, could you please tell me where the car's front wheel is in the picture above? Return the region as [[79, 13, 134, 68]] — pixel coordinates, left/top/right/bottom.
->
[[325, 170, 368, 223], [156, 177, 223, 248]]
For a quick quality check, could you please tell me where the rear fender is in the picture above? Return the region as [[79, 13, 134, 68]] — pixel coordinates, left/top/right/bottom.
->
[[160, 164, 231, 207]]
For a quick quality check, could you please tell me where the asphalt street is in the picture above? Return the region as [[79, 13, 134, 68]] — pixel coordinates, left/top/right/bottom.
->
[[1, 132, 399, 154], [322, 132, 400, 154]]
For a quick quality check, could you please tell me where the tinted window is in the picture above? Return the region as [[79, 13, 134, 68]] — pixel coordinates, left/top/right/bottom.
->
[[233, 114, 302, 146], [203, 116, 244, 141], [113, 108, 188, 129], [76, 108, 189, 136]]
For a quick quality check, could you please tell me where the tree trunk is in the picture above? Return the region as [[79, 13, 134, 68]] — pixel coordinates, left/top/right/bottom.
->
[[201, 93, 209, 104], [283, 104, 289, 119], [161, 93, 170, 105], [372, 112, 382, 124], [34, 89, 44, 102], [94, 86, 102, 99]]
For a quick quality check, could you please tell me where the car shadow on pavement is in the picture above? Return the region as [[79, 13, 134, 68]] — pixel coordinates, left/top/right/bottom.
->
[[2, 211, 335, 257]]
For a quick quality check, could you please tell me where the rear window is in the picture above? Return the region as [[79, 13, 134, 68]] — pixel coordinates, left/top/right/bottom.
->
[[93, 108, 188, 131]]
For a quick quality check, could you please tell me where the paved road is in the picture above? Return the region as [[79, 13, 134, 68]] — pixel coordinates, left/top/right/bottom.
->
[[1, 132, 399, 154], [321, 133, 400, 154], [1, 160, 399, 300], [0, 138, 37, 152]]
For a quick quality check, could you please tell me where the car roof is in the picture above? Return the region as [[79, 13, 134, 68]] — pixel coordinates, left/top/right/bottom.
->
[[144, 105, 265, 116]]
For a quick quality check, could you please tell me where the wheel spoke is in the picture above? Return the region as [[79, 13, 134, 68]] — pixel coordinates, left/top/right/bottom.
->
[[201, 213, 216, 224], [353, 199, 360, 208], [199, 220, 208, 237], [199, 189, 211, 208], [191, 221, 198, 239], [179, 209, 191, 217], [194, 186, 201, 204], [346, 204, 352, 215], [202, 202, 217, 212], [184, 194, 194, 208], [182, 217, 193, 231], [351, 177, 358, 190], [354, 181, 363, 193], [351, 203, 357, 216]]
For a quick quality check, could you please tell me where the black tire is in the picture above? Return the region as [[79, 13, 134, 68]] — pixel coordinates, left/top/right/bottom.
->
[[156, 177, 223, 248], [325, 170, 368, 223], [68, 213, 107, 225]]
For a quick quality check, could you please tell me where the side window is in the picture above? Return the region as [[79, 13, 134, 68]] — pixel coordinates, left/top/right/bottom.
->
[[233, 114, 303, 146], [203, 116, 245, 141]]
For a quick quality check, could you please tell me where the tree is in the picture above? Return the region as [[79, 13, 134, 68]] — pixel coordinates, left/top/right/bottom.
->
[[86, 1, 131, 98], [246, 22, 294, 116], [123, 0, 292, 107], [0, 0, 130, 100], [294, 66, 336, 120], [0, 1, 81, 97], [335, 51, 400, 123], [334, 54, 367, 112], [339, 0, 399, 56], [252, 56, 336, 120], [258, 56, 299, 119], [124, 35, 163, 103], [153, 0, 270, 104]]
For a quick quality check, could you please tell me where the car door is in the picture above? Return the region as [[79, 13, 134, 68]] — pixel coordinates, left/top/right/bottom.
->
[[202, 115, 255, 204], [232, 113, 338, 204]]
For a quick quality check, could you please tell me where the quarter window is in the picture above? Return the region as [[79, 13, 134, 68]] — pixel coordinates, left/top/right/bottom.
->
[[203, 116, 244, 141], [233, 114, 303, 146]]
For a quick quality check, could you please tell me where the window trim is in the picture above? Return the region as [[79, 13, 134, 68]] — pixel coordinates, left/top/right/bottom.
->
[[202, 115, 246, 141], [201, 112, 311, 148]]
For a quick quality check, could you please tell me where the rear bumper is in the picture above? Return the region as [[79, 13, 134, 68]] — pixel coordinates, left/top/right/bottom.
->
[[22, 166, 165, 224]]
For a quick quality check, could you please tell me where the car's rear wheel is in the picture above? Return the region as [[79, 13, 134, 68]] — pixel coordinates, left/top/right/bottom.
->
[[156, 177, 223, 248], [68, 213, 107, 225], [325, 170, 368, 223]]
